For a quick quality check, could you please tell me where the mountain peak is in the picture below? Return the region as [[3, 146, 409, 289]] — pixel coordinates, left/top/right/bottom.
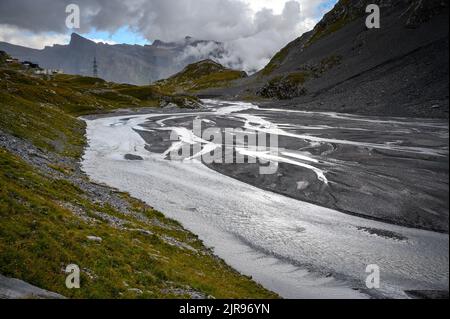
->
[[69, 33, 95, 47]]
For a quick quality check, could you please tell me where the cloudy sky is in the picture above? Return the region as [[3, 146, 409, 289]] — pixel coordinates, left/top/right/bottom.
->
[[0, 0, 337, 71]]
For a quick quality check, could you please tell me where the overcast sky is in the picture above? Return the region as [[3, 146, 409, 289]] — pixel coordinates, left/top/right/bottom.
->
[[0, 0, 337, 72]]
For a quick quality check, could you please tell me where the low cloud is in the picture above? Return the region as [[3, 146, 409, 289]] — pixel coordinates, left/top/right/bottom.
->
[[178, 1, 321, 72], [0, 24, 70, 49]]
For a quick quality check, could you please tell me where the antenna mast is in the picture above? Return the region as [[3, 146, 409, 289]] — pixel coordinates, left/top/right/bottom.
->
[[93, 56, 98, 78]]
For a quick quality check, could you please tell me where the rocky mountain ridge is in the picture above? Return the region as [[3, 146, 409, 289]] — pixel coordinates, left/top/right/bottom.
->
[[0, 33, 225, 85], [203, 0, 449, 118]]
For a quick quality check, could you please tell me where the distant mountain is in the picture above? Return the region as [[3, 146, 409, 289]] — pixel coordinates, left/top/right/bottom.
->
[[0, 33, 225, 85], [204, 0, 449, 118], [154, 59, 247, 94]]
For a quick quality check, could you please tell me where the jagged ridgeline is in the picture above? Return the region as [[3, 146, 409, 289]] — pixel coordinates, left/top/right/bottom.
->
[[0, 51, 277, 298], [0, 33, 226, 85]]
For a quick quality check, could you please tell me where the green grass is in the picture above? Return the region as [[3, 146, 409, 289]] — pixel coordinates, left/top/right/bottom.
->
[[257, 0, 351, 77], [0, 149, 277, 299], [305, 0, 362, 46], [257, 54, 342, 100], [0, 87, 86, 158], [263, 71, 309, 89], [307, 15, 352, 46], [260, 47, 290, 76], [285, 72, 310, 85], [155, 59, 247, 94]]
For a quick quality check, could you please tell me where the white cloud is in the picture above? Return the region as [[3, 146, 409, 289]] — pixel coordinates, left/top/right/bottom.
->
[[176, 1, 327, 73], [0, 24, 69, 49], [0, 0, 335, 71], [244, 0, 297, 14]]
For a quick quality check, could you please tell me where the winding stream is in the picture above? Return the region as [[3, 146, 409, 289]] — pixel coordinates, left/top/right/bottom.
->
[[82, 100, 449, 299]]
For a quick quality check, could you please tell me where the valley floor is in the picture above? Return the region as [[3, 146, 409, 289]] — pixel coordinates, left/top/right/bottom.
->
[[81, 100, 449, 299]]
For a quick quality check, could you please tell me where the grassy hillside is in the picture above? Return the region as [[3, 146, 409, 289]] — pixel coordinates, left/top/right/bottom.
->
[[0, 54, 277, 299], [155, 59, 247, 94]]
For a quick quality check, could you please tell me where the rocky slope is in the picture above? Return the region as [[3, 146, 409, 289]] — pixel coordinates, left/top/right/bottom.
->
[[206, 0, 449, 118], [0, 34, 225, 85]]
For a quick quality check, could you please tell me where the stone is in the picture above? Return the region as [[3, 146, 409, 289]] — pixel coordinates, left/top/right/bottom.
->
[[124, 154, 144, 161], [86, 236, 103, 242]]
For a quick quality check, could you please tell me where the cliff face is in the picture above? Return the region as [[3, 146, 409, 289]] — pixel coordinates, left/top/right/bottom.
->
[[208, 0, 448, 118], [0, 33, 225, 85]]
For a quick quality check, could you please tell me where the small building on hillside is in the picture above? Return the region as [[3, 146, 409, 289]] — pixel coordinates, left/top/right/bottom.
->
[[5, 58, 19, 64], [34, 68, 64, 75], [22, 61, 40, 69]]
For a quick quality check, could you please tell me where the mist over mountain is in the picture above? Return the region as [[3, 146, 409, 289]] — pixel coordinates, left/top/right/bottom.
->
[[0, 0, 324, 77], [0, 33, 226, 84], [204, 0, 449, 118]]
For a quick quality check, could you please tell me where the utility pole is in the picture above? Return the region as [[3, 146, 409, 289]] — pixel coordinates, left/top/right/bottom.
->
[[93, 56, 98, 78]]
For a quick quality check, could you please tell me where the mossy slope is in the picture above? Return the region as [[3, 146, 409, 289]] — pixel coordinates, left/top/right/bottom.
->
[[155, 59, 247, 94]]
